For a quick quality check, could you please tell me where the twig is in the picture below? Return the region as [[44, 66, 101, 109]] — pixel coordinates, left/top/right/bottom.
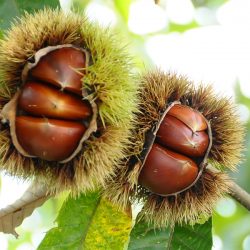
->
[[229, 181, 250, 211], [207, 164, 250, 211]]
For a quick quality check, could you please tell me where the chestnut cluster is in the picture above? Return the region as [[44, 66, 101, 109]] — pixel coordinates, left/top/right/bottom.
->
[[138, 104, 209, 196], [0, 9, 138, 194], [15, 47, 92, 162]]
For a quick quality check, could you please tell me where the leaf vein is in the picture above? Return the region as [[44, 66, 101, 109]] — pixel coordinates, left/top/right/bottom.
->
[[78, 197, 101, 250], [174, 235, 194, 250]]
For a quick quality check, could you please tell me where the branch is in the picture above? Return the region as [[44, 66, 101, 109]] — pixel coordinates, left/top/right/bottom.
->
[[228, 181, 250, 211], [207, 164, 250, 211]]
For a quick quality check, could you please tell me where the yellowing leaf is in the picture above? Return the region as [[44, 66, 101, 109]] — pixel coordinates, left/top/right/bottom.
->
[[38, 191, 132, 250], [85, 197, 132, 249]]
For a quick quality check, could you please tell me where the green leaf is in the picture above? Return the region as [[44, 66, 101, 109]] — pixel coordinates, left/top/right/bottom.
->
[[14, 0, 59, 13], [0, 0, 19, 29], [128, 220, 171, 249], [0, 0, 59, 30], [38, 191, 132, 250], [128, 216, 212, 250], [168, 21, 199, 33], [235, 81, 250, 108], [72, 0, 91, 10], [171, 219, 212, 250], [191, 0, 228, 8], [114, 0, 131, 22]]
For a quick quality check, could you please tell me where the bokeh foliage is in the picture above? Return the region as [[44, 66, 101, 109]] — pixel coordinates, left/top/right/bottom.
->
[[0, 0, 59, 29]]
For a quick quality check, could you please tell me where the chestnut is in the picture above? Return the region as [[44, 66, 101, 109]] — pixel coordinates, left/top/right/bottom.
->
[[138, 143, 198, 195], [167, 104, 207, 132], [11, 46, 95, 162], [18, 81, 92, 120], [29, 47, 87, 96], [0, 8, 138, 196], [104, 70, 244, 227], [138, 104, 209, 196], [16, 116, 86, 161], [156, 115, 209, 157]]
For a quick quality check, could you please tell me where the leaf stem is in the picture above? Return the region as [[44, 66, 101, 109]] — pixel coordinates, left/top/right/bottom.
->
[[229, 181, 250, 211]]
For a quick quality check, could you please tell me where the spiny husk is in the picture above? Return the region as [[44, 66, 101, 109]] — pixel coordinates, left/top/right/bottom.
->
[[135, 70, 244, 171], [104, 69, 244, 226], [0, 8, 138, 195], [106, 167, 230, 226], [137, 169, 230, 227]]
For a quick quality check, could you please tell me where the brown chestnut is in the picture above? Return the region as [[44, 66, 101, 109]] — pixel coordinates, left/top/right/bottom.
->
[[29, 47, 87, 96], [139, 104, 210, 196], [156, 115, 209, 157], [168, 104, 207, 132], [138, 143, 198, 195], [18, 81, 92, 120], [15, 116, 86, 161]]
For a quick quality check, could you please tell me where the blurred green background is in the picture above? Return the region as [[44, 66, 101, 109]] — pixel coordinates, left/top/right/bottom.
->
[[0, 0, 250, 249]]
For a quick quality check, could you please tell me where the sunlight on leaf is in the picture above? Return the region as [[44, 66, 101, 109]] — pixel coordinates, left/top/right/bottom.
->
[[114, 0, 131, 22]]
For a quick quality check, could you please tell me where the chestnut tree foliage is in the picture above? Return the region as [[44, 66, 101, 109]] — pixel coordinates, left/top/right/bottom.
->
[[0, 1, 249, 250]]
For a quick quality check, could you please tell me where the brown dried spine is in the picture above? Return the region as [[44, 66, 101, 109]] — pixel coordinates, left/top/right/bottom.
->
[[1, 45, 98, 163]]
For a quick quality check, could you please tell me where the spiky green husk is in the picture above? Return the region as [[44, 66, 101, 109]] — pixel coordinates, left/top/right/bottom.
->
[[0, 8, 138, 194], [104, 69, 244, 226]]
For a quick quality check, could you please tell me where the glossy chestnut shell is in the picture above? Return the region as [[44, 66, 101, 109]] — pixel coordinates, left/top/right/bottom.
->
[[18, 81, 91, 120], [16, 116, 86, 161], [157, 115, 209, 157], [139, 143, 198, 195], [29, 46, 87, 96], [138, 104, 209, 195]]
